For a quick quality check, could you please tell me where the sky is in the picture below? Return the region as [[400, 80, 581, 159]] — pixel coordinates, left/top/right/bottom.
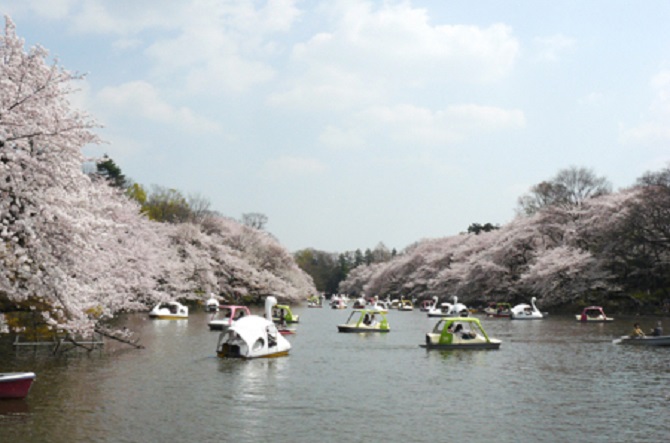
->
[[3, 1, 670, 253]]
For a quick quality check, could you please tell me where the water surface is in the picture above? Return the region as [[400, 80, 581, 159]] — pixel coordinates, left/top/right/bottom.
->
[[1, 307, 668, 443]]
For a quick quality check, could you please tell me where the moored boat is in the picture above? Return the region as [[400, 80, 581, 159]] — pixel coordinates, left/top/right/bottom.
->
[[337, 309, 390, 333], [0, 372, 36, 399], [148, 301, 189, 320], [207, 305, 251, 331], [576, 306, 613, 322], [420, 317, 501, 350], [398, 299, 414, 311]]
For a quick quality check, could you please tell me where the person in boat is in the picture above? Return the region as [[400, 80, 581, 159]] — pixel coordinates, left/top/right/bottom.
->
[[267, 327, 277, 348], [630, 323, 645, 338], [651, 321, 663, 337], [363, 314, 371, 325]]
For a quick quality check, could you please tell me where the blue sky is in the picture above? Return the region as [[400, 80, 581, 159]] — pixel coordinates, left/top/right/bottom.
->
[[4, 1, 670, 252]]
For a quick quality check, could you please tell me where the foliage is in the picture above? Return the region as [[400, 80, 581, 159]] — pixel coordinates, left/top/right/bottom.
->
[[96, 154, 127, 188], [517, 166, 611, 215], [295, 242, 396, 295], [339, 164, 670, 313]]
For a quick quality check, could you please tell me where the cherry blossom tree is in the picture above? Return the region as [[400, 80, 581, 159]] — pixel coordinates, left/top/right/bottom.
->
[[0, 17, 315, 339]]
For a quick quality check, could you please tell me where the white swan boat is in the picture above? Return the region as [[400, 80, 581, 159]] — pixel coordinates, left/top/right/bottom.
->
[[216, 296, 291, 359], [330, 297, 347, 309], [420, 317, 501, 350], [207, 305, 251, 331], [510, 297, 544, 320], [148, 301, 189, 320], [205, 295, 219, 312], [576, 306, 613, 322], [427, 296, 469, 318], [337, 309, 390, 333]]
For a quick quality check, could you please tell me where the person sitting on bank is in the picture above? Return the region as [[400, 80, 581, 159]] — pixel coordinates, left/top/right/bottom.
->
[[630, 323, 645, 338]]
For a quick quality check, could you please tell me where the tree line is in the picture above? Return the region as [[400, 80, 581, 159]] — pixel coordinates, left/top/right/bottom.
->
[[336, 165, 670, 314]]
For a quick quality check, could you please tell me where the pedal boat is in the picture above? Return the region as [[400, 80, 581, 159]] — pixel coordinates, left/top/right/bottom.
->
[[337, 309, 390, 333], [510, 297, 544, 320], [205, 295, 219, 312], [576, 306, 613, 322], [148, 301, 189, 320], [427, 296, 469, 318], [0, 372, 36, 399], [207, 305, 251, 331], [420, 317, 501, 350], [307, 295, 323, 308], [484, 302, 512, 318], [216, 296, 291, 359], [398, 299, 414, 311], [272, 304, 299, 324]]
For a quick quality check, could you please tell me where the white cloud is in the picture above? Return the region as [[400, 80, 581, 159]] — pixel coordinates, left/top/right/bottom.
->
[[620, 69, 670, 146], [318, 125, 367, 150], [273, 1, 520, 110], [7, 0, 77, 20], [97, 81, 221, 133], [356, 103, 525, 146], [262, 156, 326, 179], [534, 34, 576, 62]]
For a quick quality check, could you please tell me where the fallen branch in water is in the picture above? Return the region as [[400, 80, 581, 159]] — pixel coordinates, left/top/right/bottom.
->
[[95, 327, 145, 349]]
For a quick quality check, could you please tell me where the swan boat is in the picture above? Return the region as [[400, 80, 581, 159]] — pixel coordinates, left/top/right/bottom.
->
[[484, 302, 512, 318], [0, 372, 36, 399], [207, 305, 251, 331], [148, 301, 189, 320], [337, 309, 390, 333], [205, 295, 219, 312], [330, 298, 347, 309], [420, 317, 501, 350], [419, 299, 435, 312], [510, 297, 544, 320], [369, 299, 389, 314], [216, 296, 291, 359], [352, 297, 366, 309], [576, 306, 613, 322], [427, 296, 470, 318]]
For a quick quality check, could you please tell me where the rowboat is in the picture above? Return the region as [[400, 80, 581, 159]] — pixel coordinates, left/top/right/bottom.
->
[[0, 372, 36, 399]]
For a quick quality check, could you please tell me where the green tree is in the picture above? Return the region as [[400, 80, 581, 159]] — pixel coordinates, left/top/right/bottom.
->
[[96, 154, 128, 188], [144, 185, 191, 223], [468, 222, 500, 235], [126, 183, 147, 206]]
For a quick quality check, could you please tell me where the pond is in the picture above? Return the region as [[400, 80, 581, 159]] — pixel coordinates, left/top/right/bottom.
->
[[1, 306, 668, 443]]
